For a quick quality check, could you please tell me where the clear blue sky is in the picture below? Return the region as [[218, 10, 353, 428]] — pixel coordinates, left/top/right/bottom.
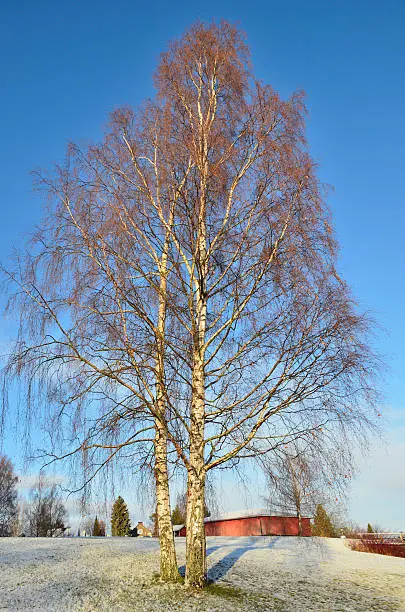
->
[[1, 0, 404, 529]]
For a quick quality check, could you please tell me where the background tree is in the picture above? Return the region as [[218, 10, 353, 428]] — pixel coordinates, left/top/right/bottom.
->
[[92, 516, 102, 536], [367, 523, 374, 533], [111, 496, 131, 536], [80, 516, 94, 537], [312, 504, 336, 537], [262, 437, 353, 535], [24, 478, 68, 537], [0, 455, 18, 536], [171, 504, 185, 526], [11, 504, 23, 536], [264, 449, 316, 536], [172, 491, 210, 525]]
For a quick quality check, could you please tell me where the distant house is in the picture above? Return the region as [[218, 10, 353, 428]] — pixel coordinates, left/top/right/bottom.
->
[[172, 524, 184, 537], [176, 509, 311, 537], [136, 521, 152, 537]]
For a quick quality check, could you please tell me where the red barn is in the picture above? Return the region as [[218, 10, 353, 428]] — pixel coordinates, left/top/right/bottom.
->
[[176, 509, 311, 537]]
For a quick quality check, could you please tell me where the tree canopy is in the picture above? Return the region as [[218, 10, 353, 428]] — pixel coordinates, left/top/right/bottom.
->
[[0, 455, 18, 536], [24, 479, 67, 537]]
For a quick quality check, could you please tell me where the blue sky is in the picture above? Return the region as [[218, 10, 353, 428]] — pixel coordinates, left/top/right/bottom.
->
[[1, 0, 404, 530]]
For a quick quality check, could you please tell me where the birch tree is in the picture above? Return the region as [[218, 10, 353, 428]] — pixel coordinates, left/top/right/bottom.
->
[[2, 21, 378, 589], [2, 105, 185, 579], [24, 478, 67, 537], [149, 22, 378, 586], [0, 456, 18, 536], [262, 436, 354, 535]]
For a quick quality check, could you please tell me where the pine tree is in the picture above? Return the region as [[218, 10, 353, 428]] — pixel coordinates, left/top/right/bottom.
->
[[171, 504, 185, 525], [93, 516, 102, 536], [111, 496, 131, 536], [312, 504, 336, 537], [367, 523, 374, 533]]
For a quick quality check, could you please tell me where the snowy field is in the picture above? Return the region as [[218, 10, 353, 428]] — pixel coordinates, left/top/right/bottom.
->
[[1, 536, 405, 611]]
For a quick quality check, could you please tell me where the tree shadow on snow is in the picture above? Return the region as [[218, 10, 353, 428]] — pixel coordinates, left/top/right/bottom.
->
[[179, 536, 281, 581], [207, 536, 280, 582]]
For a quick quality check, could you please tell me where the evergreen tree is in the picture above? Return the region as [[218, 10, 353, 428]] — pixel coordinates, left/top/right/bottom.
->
[[111, 496, 131, 536], [93, 516, 102, 536], [171, 504, 185, 525], [312, 504, 336, 537], [367, 523, 374, 533]]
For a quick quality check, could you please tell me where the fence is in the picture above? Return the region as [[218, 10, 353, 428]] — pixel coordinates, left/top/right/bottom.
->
[[356, 532, 404, 543], [348, 533, 405, 558]]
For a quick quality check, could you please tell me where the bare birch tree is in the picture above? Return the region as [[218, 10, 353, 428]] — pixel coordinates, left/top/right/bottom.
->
[[2, 106, 185, 579], [24, 478, 67, 537], [0, 455, 18, 536], [2, 21, 379, 589], [148, 22, 378, 586], [261, 436, 354, 535]]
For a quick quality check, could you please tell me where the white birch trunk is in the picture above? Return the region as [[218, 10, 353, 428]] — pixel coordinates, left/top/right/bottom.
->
[[185, 359, 207, 587], [185, 143, 208, 587], [154, 418, 180, 581], [154, 214, 180, 582]]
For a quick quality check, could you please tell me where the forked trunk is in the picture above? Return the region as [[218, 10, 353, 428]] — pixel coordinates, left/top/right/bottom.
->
[[154, 419, 181, 582]]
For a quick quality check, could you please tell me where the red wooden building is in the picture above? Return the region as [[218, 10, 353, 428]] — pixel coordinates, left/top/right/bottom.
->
[[176, 509, 311, 537]]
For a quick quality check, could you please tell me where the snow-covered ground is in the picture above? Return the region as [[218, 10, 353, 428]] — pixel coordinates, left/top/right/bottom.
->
[[1, 536, 404, 611]]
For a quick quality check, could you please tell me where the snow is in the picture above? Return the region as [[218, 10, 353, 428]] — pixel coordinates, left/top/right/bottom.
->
[[0, 536, 404, 610], [203, 507, 309, 522]]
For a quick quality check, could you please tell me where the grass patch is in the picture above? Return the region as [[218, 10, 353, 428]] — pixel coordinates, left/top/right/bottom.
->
[[205, 583, 243, 600], [151, 571, 161, 583], [150, 571, 185, 585]]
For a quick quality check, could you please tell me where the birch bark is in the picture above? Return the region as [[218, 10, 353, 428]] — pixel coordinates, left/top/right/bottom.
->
[[185, 127, 209, 587], [154, 211, 180, 582]]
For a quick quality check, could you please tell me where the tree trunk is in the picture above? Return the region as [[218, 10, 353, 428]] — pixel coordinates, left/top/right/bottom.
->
[[185, 464, 206, 587], [185, 346, 207, 587], [154, 208, 180, 582], [154, 420, 181, 582], [297, 510, 302, 537], [185, 97, 209, 588]]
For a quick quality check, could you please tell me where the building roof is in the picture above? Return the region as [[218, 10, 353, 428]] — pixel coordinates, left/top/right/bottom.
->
[[172, 508, 311, 530], [203, 508, 310, 523]]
